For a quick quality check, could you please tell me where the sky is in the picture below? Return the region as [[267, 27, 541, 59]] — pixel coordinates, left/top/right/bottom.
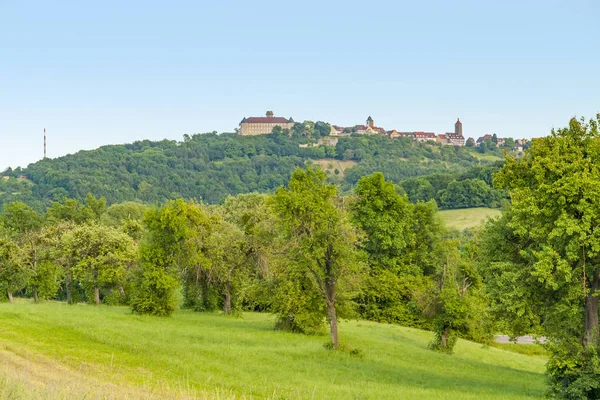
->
[[1, 0, 599, 170]]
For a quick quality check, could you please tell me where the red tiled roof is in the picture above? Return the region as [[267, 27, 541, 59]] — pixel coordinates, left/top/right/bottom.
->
[[373, 127, 386, 134], [244, 117, 292, 124], [354, 125, 368, 130], [438, 134, 447, 139], [413, 132, 436, 138], [476, 134, 493, 143]]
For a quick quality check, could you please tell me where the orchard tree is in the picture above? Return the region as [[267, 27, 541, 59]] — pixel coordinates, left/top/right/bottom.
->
[[0, 238, 26, 303], [0, 201, 43, 236], [492, 115, 600, 398], [427, 239, 484, 353], [205, 218, 248, 315], [65, 223, 135, 306], [222, 193, 279, 311], [350, 172, 419, 324], [273, 168, 364, 348], [132, 199, 211, 316]]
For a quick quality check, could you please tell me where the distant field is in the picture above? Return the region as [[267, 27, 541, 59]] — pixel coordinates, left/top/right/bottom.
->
[[308, 158, 358, 177], [439, 207, 502, 230], [467, 151, 504, 162], [0, 301, 545, 399]]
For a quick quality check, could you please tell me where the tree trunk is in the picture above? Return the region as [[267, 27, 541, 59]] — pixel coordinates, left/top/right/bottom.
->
[[224, 279, 232, 315], [33, 288, 39, 304], [118, 285, 125, 297], [94, 286, 100, 306], [441, 326, 450, 348], [66, 272, 72, 304], [7, 290, 13, 304], [583, 272, 600, 347], [326, 300, 339, 348]]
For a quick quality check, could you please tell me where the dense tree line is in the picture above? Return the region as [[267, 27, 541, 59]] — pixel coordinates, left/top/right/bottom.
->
[[0, 168, 488, 353], [398, 163, 507, 209], [1, 127, 498, 212]]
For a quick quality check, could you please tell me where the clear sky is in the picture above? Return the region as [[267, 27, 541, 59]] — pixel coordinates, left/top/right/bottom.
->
[[1, 0, 599, 170]]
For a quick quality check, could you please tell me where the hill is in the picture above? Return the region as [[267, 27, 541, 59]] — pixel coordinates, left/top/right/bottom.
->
[[0, 132, 503, 211], [0, 301, 546, 399], [439, 207, 502, 230]]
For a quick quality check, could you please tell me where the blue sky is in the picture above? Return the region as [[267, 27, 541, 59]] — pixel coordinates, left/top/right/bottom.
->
[[1, 0, 598, 169]]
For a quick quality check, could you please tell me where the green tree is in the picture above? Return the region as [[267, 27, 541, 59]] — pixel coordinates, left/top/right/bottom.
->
[[273, 168, 364, 347], [205, 218, 248, 315], [222, 193, 279, 311], [491, 115, 600, 398], [64, 223, 135, 306], [132, 199, 211, 316], [502, 137, 515, 150], [0, 202, 43, 236], [0, 238, 27, 303], [427, 238, 483, 353]]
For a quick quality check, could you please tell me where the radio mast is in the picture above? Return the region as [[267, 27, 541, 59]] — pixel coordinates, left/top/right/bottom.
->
[[44, 128, 47, 159]]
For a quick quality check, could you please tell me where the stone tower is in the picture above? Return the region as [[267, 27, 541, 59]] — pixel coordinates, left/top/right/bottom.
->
[[367, 116, 374, 128], [266, 111, 274, 118], [455, 118, 462, 135]]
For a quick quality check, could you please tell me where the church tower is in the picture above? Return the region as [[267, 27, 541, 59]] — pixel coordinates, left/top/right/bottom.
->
[[455, 118, 463, 135], [367, 116, 374, 128]]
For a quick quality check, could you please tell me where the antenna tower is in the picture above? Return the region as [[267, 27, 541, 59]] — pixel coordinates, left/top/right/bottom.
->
[[44, 128, 47, 159]]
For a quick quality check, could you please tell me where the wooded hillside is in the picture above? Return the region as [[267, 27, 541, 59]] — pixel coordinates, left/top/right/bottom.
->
[[1, 131, 503, 211]]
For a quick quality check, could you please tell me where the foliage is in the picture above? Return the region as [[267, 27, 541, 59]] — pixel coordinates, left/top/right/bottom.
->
[[438, 179, 503, 209], [0, 238, 26, 302], [427, 239, 486, 353], [273, 168, 365, 346], [63, 223, 135, 306], [546, 345, 600, 399], [2, 132, 502, 210], [131, 199, 211, 316], [487, 114, 600, 398]]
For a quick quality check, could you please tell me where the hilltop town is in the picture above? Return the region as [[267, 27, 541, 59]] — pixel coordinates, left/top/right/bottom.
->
[[238, 111, 530, 151]]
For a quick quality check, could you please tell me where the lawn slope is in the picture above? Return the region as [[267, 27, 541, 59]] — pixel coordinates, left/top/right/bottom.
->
[[439, 207, 502, 230], [0, 301, 545, 399]]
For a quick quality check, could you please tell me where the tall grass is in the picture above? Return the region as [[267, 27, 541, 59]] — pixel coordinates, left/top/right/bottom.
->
[[0, 301, 546, 399]]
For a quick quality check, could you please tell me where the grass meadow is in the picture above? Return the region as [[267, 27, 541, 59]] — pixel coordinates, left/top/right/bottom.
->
[[0, 300, 546, 399], [438, 207, 502, 231]]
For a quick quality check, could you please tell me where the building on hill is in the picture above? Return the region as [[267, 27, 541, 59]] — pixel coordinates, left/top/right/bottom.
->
[[239, 111, 295, 136], [437, 134, 448, 144], [455, 118, 462, 136], [413, 132, 437, 142], [476, 134, 493, 146], [330, 125, 347, 136], [446, 132, 465, 146], [333, 116, 387, 136]]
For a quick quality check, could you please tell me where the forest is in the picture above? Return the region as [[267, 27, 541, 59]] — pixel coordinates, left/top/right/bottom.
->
[[0, 122, 508, 212]]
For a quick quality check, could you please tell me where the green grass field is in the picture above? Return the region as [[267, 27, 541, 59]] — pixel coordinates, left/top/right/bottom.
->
[[0, 301, 546, 399], [438, 207, 502, 230], [466, 150, 504, 162]]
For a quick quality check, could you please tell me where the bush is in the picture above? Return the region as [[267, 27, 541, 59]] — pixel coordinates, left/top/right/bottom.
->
[[547, 345, 600, 399], [130, 266, 180, 316]]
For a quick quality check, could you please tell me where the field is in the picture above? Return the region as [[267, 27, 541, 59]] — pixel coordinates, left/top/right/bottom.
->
[[466, 150, 504, 162], [0, 301, 546, 399], [438, 207, 502, 230], [308, 158, 358, 177]]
